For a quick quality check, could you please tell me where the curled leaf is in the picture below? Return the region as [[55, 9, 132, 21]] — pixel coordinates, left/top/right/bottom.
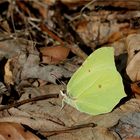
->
[[126, 34, 140, 81]]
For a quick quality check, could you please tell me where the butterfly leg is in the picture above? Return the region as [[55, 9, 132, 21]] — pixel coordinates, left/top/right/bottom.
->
[[60, 90, 67, 110]]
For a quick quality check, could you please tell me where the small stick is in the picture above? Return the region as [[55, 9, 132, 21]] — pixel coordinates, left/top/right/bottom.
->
[[39, 24, 64, 46], [41, 123, 97, 137], [81, 0, 96, 13], [0, 94, 59, 111]]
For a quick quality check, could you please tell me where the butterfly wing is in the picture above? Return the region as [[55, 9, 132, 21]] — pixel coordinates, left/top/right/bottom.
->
[[74, 68, 125, 115], [65, 47, 126, 115]]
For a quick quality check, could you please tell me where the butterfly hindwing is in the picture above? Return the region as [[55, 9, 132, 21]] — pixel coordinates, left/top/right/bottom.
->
[[75, 69, 125, 115]]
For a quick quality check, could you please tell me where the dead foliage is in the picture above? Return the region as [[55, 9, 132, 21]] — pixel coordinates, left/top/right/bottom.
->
[[0, 0, 139, 140]]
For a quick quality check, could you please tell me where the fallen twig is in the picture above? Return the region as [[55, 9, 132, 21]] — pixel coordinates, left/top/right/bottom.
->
[[0, 93, 59, 111], [41, 123, 97, 137]]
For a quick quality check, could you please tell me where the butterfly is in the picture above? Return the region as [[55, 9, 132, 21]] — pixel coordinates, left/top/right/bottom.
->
[[62, 47, 126, 115]]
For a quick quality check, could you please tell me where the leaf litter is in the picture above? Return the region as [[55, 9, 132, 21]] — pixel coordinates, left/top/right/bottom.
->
[[0, 0, 140, 140]]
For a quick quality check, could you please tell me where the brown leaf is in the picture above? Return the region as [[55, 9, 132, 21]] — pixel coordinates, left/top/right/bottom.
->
[[32, 1, 48, 19], [126, 51, 140, 82], [131, 82, 140, 98], [40, 46, 70, 64], [43, 0, 56, 5], [0, 20, 11, 34], [74, 13, 131, 49], [111, 39, 126, 56], [0, 122, 40, 140], [0, 94, 140, 140], [73, 8, 140, 49], [126, 34, 140, 81], [4, 59, 14, 85], [108, 29, 137, 43], [60, 0, 90, 8], [92, 127, 120, 140], [126, 34, 140, 63]]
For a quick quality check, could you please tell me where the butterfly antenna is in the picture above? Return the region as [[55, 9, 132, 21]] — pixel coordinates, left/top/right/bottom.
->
[[51, 74, 67, 110]]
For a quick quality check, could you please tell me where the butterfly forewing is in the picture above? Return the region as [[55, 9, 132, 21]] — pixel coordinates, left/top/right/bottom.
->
[[75, 69, 125, 115]]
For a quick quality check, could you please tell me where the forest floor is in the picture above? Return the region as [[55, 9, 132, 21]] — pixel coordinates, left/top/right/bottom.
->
[[0, 0, 140, 140]]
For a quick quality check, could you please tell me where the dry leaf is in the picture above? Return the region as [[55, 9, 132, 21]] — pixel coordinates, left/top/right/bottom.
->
[[0, 20, 11, 34], [60, 0, 90, 7], [126, 51, 140, 82], [0, 82, 9, 97], [110, 39, 126, 56], [0, 91, 140, 140], [40, 46, 70, 64], [108, 29, 137, 43], [4, 59, 14, 85], [126, 34, 140, 81], [20, 54, 71, 83], [75, 14, 131, 49], [131, 82, 140, 99], [131, 82, 140, 95], [0, 122, 40, 140], [114, 112, 140, 139], [92, 127, 120, 140], [31, 1, 49, 19], [0, 37, 34, 61], [126, 34, 140, 63], [10, 52, 72, 84], [72, 8, 140, 49], [43, 0, 56, 5]]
